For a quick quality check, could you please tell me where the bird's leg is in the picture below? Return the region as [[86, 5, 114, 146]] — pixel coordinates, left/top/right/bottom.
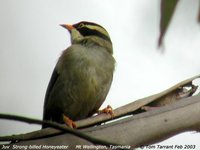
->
[[62, 114, 77, 128], [98, 105, 114, 118]]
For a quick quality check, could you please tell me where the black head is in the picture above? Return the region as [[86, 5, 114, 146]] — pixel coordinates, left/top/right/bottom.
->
[[72, 21, 111, 42]]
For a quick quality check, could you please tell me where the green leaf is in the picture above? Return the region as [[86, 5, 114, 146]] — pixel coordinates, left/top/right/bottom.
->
[[158, 0, 179, 48]]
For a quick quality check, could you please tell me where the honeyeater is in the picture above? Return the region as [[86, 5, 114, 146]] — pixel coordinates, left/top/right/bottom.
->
[[42, 21, 115, 128]]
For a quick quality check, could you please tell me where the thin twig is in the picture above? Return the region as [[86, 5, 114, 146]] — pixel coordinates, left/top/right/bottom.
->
[[0, 114, 122, 148]]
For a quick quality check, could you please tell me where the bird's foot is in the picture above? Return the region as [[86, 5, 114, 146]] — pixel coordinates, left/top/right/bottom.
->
[[98, 105, 114, 118], [63, 114, 77, 128]]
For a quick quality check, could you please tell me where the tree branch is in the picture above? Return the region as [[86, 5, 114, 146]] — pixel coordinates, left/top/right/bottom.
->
[[1, 75, 200, 149], [2, 94, 200, 149], [1, 74, 199, 141]]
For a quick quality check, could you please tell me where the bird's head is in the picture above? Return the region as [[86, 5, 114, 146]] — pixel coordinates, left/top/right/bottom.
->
[[60, 21, 113, 54]]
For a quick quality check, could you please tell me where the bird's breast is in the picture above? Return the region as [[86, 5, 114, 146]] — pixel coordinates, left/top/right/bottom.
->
[[56, 44, 115, 119]]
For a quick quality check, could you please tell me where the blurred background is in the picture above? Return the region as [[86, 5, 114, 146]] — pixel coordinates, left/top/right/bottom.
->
[[0, 0, 200, 149]]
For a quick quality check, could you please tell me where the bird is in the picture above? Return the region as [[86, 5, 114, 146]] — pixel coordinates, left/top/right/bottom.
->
[[42, 21, 115, 128]]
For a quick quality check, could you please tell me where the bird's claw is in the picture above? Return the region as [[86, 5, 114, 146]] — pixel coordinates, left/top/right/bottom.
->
[[98, 105, 114, 118], [63, 114, 77, 128]]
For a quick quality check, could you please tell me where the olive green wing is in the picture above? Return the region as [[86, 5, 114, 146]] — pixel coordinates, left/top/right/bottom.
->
[[42, 67, 59, 128]]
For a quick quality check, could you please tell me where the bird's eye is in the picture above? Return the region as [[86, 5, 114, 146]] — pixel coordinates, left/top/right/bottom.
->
[[78, 23, 84, 28]]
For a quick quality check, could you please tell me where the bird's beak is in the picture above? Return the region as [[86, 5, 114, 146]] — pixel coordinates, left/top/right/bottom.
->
[[60, 24, 75, 31]]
